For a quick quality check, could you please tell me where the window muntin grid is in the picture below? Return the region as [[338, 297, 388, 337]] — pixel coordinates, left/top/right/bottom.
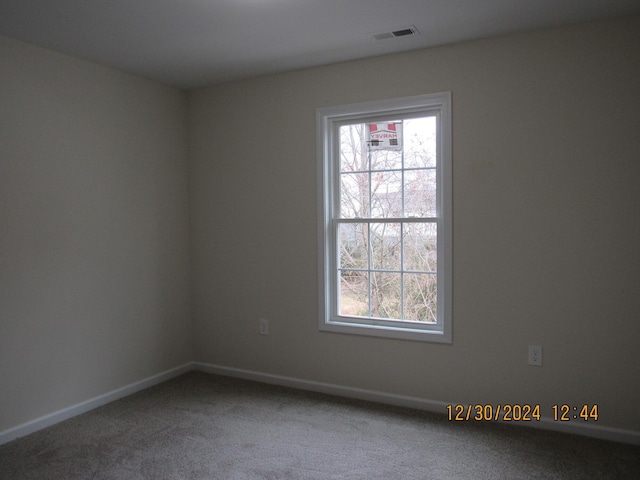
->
[[335, 116, 438, 324]]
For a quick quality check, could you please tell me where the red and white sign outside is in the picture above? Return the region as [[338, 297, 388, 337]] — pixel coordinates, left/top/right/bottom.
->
[[367, 122, 402, 150]]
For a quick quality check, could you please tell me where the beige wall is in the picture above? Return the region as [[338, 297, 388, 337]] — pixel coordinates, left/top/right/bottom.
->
[[188, 15, 640, 431], [0, 36, 192, 431], [1, 14, 639, 438]]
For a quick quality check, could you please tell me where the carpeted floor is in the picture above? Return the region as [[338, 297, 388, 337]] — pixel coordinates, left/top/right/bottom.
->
[[1, 371, 639, 479]]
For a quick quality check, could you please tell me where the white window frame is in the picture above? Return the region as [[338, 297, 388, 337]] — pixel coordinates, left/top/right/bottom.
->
[[317, 93, 452, 343]]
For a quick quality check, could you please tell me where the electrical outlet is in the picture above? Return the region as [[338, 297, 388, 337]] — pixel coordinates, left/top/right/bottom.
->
[[259, 318, 269, 335], [528, 345, 542, 366]]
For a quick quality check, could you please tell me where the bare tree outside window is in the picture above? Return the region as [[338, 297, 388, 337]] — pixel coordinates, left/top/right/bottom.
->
[[337, 117, 438, 323]]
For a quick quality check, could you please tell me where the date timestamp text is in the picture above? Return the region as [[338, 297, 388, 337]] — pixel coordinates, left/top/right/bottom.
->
[[446, 404, 599, 422]]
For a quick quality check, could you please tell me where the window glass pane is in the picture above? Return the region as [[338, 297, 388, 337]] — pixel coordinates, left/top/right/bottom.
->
[[404, 273, 437, 323], [339, 223, 368, 270], [370, 222, 401, 271], [339, 271, 369, 317], [370, 148, 402, 170], [404, 169, 436, 217], [403, 223, 437, 272], [371, 272, 401, 319], [404, 116, 437, 169], [371, 170, 402, 218], [340, 172, 369, 218], [340, 124, 367, 172]]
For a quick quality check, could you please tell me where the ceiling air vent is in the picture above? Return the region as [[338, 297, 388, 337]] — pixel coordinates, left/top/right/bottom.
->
[[372, 26, 419, 41]]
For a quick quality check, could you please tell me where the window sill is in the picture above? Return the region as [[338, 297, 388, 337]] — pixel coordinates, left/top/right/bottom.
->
[[320, 318, 452, 343]]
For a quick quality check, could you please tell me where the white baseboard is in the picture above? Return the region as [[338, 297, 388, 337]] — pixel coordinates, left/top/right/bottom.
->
[[193, 361, 449, 411], [0, 363, 193, 446], [193, 362, 640, 446], [3, 361, 639, 447], [515, 414, 640, 445]]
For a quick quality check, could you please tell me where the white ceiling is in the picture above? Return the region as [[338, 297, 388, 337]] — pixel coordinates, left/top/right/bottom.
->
[[1, 0, 639, 89]]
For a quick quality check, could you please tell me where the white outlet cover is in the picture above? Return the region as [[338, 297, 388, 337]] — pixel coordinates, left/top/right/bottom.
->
[[259, 318, 269, 335], [528, 345, 542, 366]]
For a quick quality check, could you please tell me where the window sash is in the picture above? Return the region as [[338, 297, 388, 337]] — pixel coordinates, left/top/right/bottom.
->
[[332, 217, 442, 330]]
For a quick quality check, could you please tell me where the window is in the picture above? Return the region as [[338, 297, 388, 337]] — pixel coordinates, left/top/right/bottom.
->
[[317, 93, 452, 342]]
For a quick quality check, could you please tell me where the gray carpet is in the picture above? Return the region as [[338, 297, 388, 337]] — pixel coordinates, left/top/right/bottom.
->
[[1, 371, 639, 479]]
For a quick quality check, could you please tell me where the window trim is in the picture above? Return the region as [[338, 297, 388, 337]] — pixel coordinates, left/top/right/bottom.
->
[[317, 93, 452, 343]]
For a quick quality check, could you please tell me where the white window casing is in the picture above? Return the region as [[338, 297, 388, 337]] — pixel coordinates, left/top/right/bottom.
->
[[317, 93, 452, 343]]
